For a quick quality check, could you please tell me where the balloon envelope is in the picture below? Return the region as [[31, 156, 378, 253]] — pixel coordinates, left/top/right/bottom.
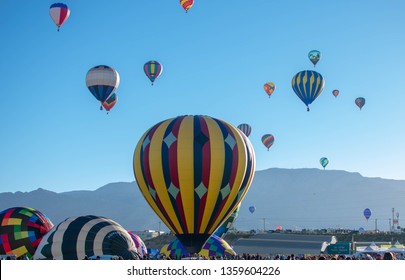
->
[[355, 97, 366, 110], [291, 70, 325, 111], [133, 115, 256, 254], [214, 203, 241, 238], [180, 0, 194, 12], [332, 89, 339, 98], [261, 134, 275, 150], [86, 65, 120, 103], [160, 235, 235, 259], [144, 60, 163, 85], [320, 157, 329, 169], [308, 50, 321, 66], [0, 207, 54, 259], [127, 231, 147, 258], [249, 206, 255, 213], [49, 3, 70, 31], [237, 123, 252, 137], [34, 215, 140, 260], [102, 92, 118, 112], [264, 82, 276, 97], [363, 208, 372, 220]]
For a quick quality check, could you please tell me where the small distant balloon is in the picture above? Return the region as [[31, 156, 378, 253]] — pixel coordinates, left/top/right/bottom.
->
[[319, 157, 329, 169], [180, 0, 194, 13], [237, 123, 252, 137], [101, 92, 118, 113], [249, 206, 256, 214], [261, 134, 275, 151], [308, 50, 321, 67], [291, 70, 325, 111], [363, 208, 372, 221], [264, 82, 276, 98], [355, 97, 366, 110], [49, 3, 70, 31], [332, 89, 339, 98], [275, 225, 283, 231], [144, 60, 163, 85]]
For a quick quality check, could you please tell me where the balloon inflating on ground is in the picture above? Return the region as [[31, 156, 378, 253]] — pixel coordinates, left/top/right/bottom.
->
[[133, 115, 256, 254]]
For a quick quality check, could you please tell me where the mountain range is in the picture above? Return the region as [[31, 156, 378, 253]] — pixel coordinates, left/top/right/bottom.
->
[[1, 168, 405, 232]]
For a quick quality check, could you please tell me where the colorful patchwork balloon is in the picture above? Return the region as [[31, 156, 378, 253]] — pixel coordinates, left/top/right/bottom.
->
[[264, 82, 276, 98], [160, 235, 235, 259], [133, 115, 255, 254], [0, 207, 54, 259], [49, 3, 70, 31]]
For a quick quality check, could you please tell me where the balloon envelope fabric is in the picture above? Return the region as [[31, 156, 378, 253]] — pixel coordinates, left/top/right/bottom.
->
[[0, 206, 54, 259], [128, 231, 147, 258], [133, 115, 255, 254], [33, 215, 139, 260], [160, 235, 236, 259]]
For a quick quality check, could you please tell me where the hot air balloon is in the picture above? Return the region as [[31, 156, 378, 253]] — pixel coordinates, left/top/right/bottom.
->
[[214, 203, 241, 238], [320, 157, 329, 169], [49, 3, 70, 31], [144, 60, 163, 85], [261, 134, 275, 150], [34, 215, 140, 260], [332, 89, 339, 98], [249, 206, 256, 214], [291, 70, 325, 111], [264, 82, 276, 98], [101, 92, 118, 113], [237, 123, 252, 137], [86, 65, 120, 110], [308, 50, 321, 67], [355, 97, 366, 110], [133, 115, 256, 254], [275, 225, 283, 231], [127, 231, 147, 258], [363, 208, 372, 221], [0, 207, 54, 259], [160, 235, 236, 259], [180, 0, 194, 13]]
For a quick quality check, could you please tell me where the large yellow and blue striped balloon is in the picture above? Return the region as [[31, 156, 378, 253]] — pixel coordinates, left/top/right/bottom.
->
[[291, 70, 325, 111], [133, 115, 255, 254]]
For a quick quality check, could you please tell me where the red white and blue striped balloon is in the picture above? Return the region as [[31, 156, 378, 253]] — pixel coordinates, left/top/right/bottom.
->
[[237, 123, 252, 137], [49, 3, 70, 31]]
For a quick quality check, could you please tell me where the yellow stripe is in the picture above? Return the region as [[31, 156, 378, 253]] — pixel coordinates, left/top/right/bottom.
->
[[177, 116, 195, 233], [133, 121, 177, 233], [208, 124, 248, 233], [149, 119, 183, 233], [199, 117, 224, 233]]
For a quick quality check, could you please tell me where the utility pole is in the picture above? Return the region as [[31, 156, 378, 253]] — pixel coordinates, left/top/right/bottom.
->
[[261, 218, 266, 232], [392, 208, 395, 232]]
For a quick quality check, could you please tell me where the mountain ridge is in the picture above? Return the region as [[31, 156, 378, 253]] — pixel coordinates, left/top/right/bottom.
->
[[1, 168, 404, 232]]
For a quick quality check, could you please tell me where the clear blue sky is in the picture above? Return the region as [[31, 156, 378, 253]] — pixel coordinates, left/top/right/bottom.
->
[[1, 0, 405, 193]]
